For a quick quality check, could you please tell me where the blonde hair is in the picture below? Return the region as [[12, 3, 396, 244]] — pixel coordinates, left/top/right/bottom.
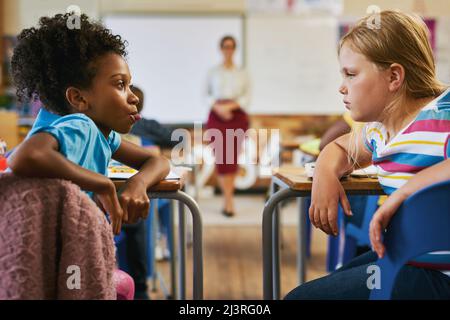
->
[[338, 10, 447, 167]]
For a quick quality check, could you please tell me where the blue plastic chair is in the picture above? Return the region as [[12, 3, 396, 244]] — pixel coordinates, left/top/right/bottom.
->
[[304, 196, 377, 270], [326, 196, 376, 272], [370, 180, 450, 300], [346, 196, 378, 246]]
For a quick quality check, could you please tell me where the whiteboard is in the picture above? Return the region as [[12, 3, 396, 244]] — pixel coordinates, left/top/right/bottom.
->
[[246, 15, 344, 115], [103, 15, 243, 123]]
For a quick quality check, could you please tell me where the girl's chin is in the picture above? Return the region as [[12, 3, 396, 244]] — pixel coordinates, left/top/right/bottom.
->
[[350, 109, 367, 122], [115, 125, 133, 135]]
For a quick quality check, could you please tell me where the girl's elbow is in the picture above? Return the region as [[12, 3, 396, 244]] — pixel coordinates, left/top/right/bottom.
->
[[162, 156, 170, 172], [157, 156, 170, 177], [8, 150, 43, 176], [8, 157, 28, 176]]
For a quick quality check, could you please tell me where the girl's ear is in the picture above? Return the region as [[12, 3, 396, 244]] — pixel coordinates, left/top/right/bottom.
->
[[388, 63, 405, 92], [65, 87, 89, 112]]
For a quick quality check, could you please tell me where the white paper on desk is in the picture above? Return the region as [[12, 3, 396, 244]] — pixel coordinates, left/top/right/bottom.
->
[[108, 164, 180, 181], [304, 163, 378, 178], [165, 170, 180, 180], [350, 165, 378, 177], [108, 169, 180, 180]]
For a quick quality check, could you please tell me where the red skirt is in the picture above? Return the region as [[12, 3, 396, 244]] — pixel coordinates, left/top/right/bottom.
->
[[206, 106, 249, 175]]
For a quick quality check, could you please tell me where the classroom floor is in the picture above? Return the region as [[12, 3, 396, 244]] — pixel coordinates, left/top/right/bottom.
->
[[148, 194, 329, 300]]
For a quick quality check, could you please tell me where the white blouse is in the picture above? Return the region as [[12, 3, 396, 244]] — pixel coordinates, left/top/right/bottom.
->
[[205, 65, 251, 112]]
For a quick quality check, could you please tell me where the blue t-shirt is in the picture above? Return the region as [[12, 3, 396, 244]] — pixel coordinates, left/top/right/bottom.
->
[[26, 108, 121, 192]]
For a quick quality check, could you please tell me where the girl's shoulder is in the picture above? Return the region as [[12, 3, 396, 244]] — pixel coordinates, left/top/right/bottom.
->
[[416, 90, 450, 121], [45, 113, 103, 143], [421, 88, 450, 113], [51, 113, 94, 127]]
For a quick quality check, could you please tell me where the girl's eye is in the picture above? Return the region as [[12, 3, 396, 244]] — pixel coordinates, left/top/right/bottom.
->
[[346, 73, 356, 78], [117, 81, 125, 90]]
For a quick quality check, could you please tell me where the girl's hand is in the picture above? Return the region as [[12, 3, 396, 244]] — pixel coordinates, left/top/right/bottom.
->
[[309, 171, 353, 236], [95, 180, 124, 235], [369, 191, 408, 258], [118, 179, 151, 224]]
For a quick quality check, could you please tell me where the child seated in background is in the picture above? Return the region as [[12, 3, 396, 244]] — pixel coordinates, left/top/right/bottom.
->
[[7, 13, 170, 299], [117, 86, 176, 300], [130, 86, 179, 150], [286, 10, 450, 300], [130, 86, 176, 263]]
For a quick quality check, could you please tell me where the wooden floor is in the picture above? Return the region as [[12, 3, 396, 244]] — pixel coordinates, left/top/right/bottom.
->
[[149, 225, 328, 300]]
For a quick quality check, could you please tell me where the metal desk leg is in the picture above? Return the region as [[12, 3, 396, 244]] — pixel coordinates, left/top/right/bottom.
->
[[169, 200, 177, 299], [193, 164, 199, 203], [297, 197, 306, 285], [271, 180, 281, 300], [148, 191, 203, 300], [263, 188, 299, 300], [178, 198, 186, 299], [151, 199, 159, 292]]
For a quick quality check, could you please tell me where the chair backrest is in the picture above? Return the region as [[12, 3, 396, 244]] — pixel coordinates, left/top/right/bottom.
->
[[0, 173, 116, 299], [370, 180, 450, 300], [346, 195, 379, 246]]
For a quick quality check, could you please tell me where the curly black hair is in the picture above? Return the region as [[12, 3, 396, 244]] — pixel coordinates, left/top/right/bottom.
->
[[11, 13, 127, 115]]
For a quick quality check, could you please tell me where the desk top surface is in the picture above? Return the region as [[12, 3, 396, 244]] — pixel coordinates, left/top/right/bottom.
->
[[274, 166, 384, 192], [112, 169, 188, 192]]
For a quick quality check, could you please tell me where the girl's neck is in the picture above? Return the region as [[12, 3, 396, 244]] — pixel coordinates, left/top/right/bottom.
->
[[97, 125, 111, 139], [382, 95, 435, 140]]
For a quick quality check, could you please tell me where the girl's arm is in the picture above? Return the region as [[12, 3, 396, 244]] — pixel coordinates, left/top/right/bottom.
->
[[7, 132, 124, 234], [370, 158, 450, 258], [112, 139, 170, 223], [310, 132, 373, 235]]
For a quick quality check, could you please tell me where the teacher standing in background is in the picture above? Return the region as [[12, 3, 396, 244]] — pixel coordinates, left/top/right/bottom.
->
[[205, 35, 251, 218]]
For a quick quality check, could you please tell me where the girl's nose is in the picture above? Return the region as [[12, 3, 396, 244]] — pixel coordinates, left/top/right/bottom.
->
[[129, 91, 139, 106], [339, 83, 347, 95]]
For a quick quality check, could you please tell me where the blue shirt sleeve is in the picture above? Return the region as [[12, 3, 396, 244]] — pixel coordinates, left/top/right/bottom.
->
[[32, 115, 94, 164], [108, 131, 122, 155]]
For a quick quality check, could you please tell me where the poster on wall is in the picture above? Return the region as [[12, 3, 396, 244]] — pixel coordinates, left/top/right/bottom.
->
[[294, 0, 343, 15], [246, 0, 342, 15]]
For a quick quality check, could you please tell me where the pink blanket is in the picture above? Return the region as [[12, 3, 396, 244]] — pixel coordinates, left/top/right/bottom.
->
[[0, 173, 116, 299]]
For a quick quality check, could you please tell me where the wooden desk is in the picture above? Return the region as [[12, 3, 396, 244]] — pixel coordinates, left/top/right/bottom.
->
[[112, 169, 202, 300], [263, 166, 385, 300], [274, 166, 382, 192], [112, 173, 186, 192]]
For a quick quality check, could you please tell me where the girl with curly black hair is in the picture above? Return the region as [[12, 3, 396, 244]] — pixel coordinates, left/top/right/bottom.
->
[[7, 13, 170, 236]]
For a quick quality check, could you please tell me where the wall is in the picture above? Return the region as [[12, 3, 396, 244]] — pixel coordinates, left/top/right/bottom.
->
[[99, 0, 245, 14], [4, 0, 450, 35], [1, 0, 245, 35], [343, 0, 450, 17]]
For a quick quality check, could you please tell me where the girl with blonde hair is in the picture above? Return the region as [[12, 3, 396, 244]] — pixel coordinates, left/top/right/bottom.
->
[[286, 10, 450, 300]]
